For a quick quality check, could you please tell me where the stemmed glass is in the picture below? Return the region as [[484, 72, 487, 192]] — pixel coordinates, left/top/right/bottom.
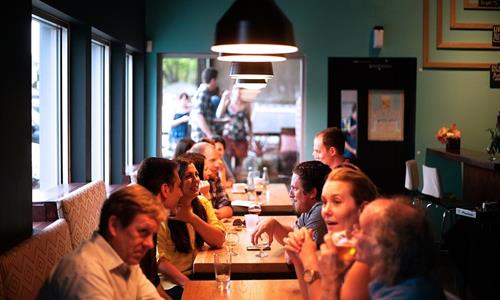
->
[[225, 229, 239, 256], [256, 232, 269, 258]]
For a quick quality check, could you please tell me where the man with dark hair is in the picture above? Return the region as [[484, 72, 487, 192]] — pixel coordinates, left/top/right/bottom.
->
[[136, 157, 183, 286], [191, 67, 219, 141], [252, 160, 331, 246], [318, 199, 445, 300], [39, 184, 167, 299], [189, 141, 233, 219], [313, 127, 349, 170]]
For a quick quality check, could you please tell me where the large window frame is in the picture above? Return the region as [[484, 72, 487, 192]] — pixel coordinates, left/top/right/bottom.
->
[[31, 13, 69, 192]]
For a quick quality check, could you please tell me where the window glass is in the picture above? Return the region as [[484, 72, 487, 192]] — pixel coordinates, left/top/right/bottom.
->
[[91, 40, 110, 182], [125, 53, 134, 170], [31, 15, 68, 191]]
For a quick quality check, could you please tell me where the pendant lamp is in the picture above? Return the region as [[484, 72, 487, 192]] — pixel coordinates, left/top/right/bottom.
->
[[211, 0, 298, 60], [229, 62, 273, 80], [234, 78, 268, 90], [218, 53, 286, 62]]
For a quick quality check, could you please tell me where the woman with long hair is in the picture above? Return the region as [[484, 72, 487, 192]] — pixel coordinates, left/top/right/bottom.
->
[[284, 167, 378, 300], [156, 156, 225, 300]]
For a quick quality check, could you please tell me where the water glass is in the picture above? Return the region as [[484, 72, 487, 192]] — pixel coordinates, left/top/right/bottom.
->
[[225, 229, 239, 256], [244, 214, 259, 233], [214, 252, 231, 291]]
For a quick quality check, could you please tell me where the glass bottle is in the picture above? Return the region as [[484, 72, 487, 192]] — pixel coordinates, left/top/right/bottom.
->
[[261, 166, 269, 192]]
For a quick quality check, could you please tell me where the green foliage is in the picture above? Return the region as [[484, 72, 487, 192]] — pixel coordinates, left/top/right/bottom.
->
[[162, 58, 198, 84], [486, 128, 500, 154]]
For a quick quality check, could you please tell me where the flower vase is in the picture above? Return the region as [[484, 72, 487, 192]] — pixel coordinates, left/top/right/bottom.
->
[[446, 138, 460, 153]]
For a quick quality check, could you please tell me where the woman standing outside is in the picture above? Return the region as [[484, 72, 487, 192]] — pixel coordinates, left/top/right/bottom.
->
[[216, 86, 252, 170], [156, 156, 225, 300]]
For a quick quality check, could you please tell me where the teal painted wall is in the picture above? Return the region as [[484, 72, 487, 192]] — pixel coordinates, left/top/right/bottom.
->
[[145, 0, 500, 169]]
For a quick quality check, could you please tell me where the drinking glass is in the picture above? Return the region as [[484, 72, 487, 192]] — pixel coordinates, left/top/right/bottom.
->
[[214, 252, 231, 291], [225, 229, 239, 256], [244, 214, 259, 233], [248, 202, 262, 215], [256, 232, 269, 258], [331, 230, 356, 263]]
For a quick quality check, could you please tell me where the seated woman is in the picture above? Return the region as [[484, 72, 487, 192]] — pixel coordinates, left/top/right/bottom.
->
[[211, 136, 235, 188], [156, 156, 225, 300], [284, 167, 378, 300]]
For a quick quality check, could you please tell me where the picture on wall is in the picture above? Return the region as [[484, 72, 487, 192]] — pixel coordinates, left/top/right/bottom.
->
[[368, 90, 405, 141]]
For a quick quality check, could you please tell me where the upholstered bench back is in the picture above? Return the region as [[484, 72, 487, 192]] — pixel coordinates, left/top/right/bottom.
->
[[0, 219, 72, 300], [59, 180, 106, 249]]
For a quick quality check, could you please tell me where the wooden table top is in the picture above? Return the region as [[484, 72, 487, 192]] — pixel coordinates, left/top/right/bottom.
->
[[181, 279, 302, 300], [228, 183, 294, 215], [193, 215, 297, 275]]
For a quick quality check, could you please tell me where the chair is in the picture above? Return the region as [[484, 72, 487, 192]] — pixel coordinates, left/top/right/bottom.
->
[[420, 165, 456, 251], [404, 159, 419, 192], [422, 165, 442, 199], [59, 180, 107, 249]]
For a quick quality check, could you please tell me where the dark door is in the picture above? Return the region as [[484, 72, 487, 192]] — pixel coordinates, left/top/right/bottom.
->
[[328, 58, 416, 195]]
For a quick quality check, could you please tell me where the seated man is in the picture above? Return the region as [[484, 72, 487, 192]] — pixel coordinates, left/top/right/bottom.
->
[[189, 141, 233, 219], [318, 198, 445, 300], [38, 184, 166, 299], [251, 160, 331, 246]]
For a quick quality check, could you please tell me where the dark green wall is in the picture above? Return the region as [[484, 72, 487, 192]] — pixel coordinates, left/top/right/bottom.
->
[[144, 0, 500, 174]]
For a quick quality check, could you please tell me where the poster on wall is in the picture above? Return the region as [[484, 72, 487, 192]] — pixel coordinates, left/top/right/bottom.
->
[[491, 64, 500, 88], [368, 90, 405, 141]]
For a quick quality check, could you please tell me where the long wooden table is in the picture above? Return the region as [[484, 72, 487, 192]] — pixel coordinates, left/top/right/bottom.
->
[[228, 183, 294, 215], [193, 215, 297, 276], [181, 279, 302, 300]]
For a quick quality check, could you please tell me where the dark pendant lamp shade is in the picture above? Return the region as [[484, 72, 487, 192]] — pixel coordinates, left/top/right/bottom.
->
[[229, 62, 273, 80], [235, 78, 268, 90], [211, 0, 298, 57]]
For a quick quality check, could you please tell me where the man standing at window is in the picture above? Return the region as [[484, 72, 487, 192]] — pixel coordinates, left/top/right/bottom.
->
[[191, 67, 219, 141]]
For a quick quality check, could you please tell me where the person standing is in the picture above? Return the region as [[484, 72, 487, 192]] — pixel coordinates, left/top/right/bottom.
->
[[313, 127, 356, 170], [190, 68, 219, 141], [169, 92, 192, 146], [216, 86, 253, 169]]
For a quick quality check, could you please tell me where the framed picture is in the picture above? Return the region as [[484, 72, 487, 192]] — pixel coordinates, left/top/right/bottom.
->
[[491, 64, 500, 88], [368, 90, 405, 141]]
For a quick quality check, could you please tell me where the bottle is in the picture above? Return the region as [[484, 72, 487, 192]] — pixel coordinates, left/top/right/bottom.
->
[[261, 166, 269, 192], [246, 166, 256, 201]]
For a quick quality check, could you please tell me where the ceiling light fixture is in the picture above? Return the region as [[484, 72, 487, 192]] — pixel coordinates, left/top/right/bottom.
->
[[211, 0, 298, 61], [234, 78, 268, 90], [229, 62, 274, 80], [218, 53, 286, 62]]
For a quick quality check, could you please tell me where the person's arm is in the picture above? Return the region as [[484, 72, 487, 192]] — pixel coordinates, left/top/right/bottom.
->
[[340, 262, 371, 300], [251, 217, 293, 245], [215, 206, 233, 219], [171, 115, 189, 128], [174, 197, 225, 248], [156, 257, 190, 287], [156, 222, 190, 288], [134, 265, 166, 300], [194, 113, 213, 139], [216, 90, 230, 118], [245, 104, 253, 143]]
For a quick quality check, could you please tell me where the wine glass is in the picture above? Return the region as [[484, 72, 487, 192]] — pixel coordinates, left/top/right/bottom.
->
[[248, 202, 262, 215], [225, 229, 239, 256], [256, 232, 269, 258]]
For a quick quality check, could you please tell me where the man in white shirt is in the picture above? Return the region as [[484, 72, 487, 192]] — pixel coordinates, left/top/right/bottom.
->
[[38, 184, 167, 300]]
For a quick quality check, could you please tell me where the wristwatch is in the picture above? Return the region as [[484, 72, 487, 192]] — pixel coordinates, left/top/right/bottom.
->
[[303, 269, 321, 284]]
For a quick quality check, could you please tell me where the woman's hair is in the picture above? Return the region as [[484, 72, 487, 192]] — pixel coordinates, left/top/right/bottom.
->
[[177, 152, 205, 180], [370, 199, 436, 285], [179, 92, 189, 100], [98, 184, 166, 239], [173, 138, 195, 158], [327, 167, 378, 206], [168, 157, 208, 253], [211, 135, 226, 149]]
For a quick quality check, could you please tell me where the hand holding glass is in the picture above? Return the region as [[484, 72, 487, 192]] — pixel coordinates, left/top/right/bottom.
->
[[331, 230, 356, 263]]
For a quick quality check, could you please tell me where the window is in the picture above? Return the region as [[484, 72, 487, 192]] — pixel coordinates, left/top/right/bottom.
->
[[91, 39, 110, 183], [125, 52, 134, 170], [31, 15, 68, 191]]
